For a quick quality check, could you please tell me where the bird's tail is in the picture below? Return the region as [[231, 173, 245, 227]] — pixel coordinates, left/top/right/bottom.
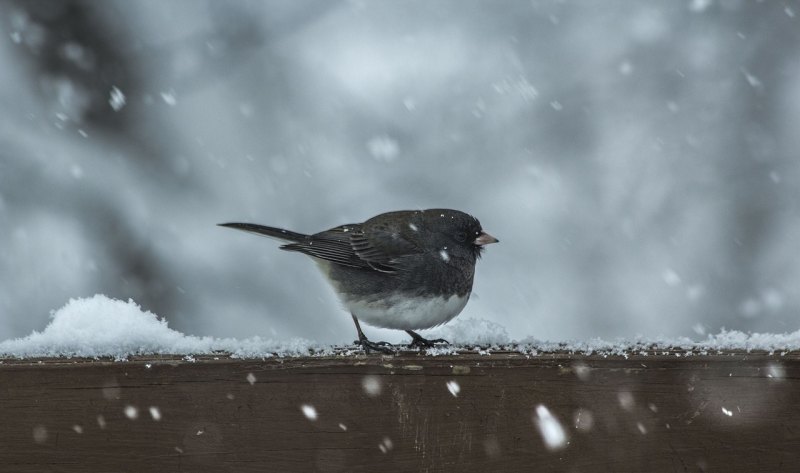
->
[[218, 222, 308, 242]]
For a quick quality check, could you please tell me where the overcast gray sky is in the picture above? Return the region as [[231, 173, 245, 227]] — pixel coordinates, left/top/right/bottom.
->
[[1, 0, 799, 345]]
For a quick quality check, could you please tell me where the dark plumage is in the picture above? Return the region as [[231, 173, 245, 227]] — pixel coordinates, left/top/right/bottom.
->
[[220, 209, 497, 353]]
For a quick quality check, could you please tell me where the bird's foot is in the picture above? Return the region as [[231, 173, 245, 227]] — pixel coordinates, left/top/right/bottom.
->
[[406, 330, 449, 349], [354, 338, 395, 355]]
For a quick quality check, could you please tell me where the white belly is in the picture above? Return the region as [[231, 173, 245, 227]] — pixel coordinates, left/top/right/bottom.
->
[[343, 293, 470, 330]]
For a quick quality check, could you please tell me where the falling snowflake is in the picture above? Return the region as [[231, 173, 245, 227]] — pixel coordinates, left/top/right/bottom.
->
[[446, 380, 460, 397], [378, 437, 393, 453], [301, 404, 318, 421], [534, 405, 567, 450], [366, 135, 400, 162], [362, 375, 382, 397], [108, 86, 126, 111], [124, 405, 139, 420]]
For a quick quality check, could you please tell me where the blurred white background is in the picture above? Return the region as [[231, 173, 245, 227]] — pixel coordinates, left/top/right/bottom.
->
[[1, 0, 798, 344]]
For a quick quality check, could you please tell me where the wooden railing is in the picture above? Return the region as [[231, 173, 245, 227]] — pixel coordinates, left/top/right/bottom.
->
[[1, 349, 797, 472]]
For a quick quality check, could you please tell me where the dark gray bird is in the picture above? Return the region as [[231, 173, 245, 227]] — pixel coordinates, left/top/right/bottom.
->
[[219, 209, 498, 353]]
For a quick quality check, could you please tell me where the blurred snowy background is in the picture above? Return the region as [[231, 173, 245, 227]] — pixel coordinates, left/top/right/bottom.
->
[[1, 0, 798, 345]]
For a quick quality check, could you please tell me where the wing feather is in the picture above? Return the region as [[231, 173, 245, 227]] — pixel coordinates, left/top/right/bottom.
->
[[281, 222, 421, 273]]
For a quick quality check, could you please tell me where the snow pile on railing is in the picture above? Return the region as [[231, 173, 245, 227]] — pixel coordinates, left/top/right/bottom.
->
[[1, 295, 799, 359]]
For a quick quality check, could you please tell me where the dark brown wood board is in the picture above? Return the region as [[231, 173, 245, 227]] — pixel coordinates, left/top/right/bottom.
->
[[0, 350, 797, 472]]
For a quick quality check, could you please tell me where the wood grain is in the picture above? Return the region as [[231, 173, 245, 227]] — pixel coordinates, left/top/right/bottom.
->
[[1, 350, 797, 472]]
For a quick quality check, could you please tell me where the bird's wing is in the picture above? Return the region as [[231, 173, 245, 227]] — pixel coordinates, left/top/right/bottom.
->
[[348, 223, 420, 273], [281, 222, 420, 273]]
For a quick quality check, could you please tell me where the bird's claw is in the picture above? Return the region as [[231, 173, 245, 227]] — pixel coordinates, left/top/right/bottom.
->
[[407, 333, 450, 349], [355, 338, 395, 354]]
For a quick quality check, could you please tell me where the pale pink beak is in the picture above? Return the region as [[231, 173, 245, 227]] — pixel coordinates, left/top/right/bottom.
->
[[474, 232, 499, 246]]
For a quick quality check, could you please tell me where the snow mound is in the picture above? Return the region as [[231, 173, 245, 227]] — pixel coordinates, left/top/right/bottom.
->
[[0, 295, 319, 359], [425, 317, 510, 345]]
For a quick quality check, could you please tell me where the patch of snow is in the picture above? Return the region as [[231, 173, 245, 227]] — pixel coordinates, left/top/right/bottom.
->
[[246, 373, 257, 385], [338, 423, 347, 431], [72, 425, 83, 434], [425, 317, 510, 347], [0, 295, 323, 359], [721, 407, 733, 417], [1, 295, 799, 359], [149, 406, 162, 421], [439, 249, 450, 262]]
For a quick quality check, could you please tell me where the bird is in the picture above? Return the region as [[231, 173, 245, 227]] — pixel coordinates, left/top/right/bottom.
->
[[219, 209, 498, 353]]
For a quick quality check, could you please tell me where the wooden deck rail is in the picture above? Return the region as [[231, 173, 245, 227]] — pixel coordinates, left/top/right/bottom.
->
[[1, 349, 797, 472]]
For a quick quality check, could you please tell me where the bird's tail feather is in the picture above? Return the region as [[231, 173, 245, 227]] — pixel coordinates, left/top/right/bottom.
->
[[218, 223, 307, 242]]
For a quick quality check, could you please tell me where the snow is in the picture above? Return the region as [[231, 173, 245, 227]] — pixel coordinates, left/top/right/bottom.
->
[[32, 426, 47, 444], [618, 392, 635, 411], [124, 405, 138, 420], [108, 86, 126, 111], [160, 90, 177, 106], [446, 380, 460, 397], [300, 404, 317, 421], [378, 437, 393, 453], [0, 295, 323, 359], [534, 405, 567, 450], [0, 295, 798, 360], [366, 135, 399, 162], [362, 375, 382, 397]]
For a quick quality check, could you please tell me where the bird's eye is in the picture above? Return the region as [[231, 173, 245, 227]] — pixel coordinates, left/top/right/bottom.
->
[[455, 231, 467, 242]]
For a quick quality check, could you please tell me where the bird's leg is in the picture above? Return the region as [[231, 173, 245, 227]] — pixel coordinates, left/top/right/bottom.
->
[[351, 314, 394, 354], [406, 330, 449, 348]]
